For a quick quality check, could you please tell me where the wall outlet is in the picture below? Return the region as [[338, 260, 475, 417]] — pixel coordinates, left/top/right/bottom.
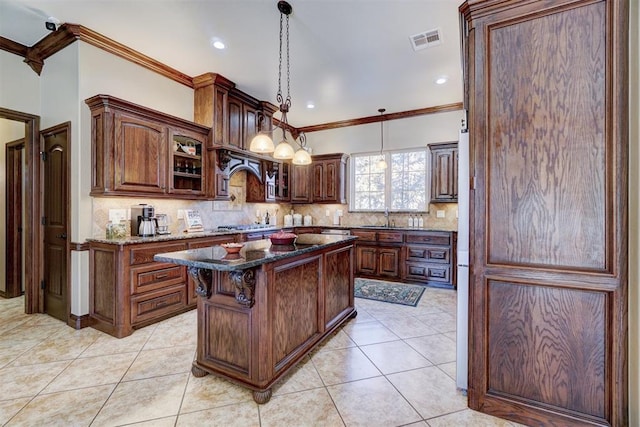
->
[[337, 209, 343, 217], [108, 208, 127, 223], [436, 210, 446, 218], [177, 209, 185, 220], [325, 209, 330, 217]]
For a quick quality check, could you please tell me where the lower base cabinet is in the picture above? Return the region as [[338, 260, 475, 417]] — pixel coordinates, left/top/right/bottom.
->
[[89, 235, 236, 338], [352, 228, 456, 289]]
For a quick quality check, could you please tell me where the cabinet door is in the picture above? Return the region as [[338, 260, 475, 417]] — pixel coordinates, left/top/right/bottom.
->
[[113, 112, 167, 194], [275, 162, 290, 201], [290, 164, 311, 203], [430, 144, 457, 202], [227, 97, 243, 149], [311, 162, 324, 201], [378, 247, 400, 278], [355, 246, 377, 275], [168, 128, 206, 197], [243, 104, 258, 150], [324, 160, 338, 201]]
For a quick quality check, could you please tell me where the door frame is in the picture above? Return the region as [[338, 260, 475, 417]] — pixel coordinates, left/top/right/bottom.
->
[[0, 108, 42, 313], [5, 138, 24, 298], [40, 121, 71, 322]]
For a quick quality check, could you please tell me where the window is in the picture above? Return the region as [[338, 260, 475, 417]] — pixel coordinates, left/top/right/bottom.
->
[[350, 148, 429, 212]]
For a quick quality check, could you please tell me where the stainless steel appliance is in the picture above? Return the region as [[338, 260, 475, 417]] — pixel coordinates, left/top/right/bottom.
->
[[456, 123, 470, 391], [130, 204, 156, 237]]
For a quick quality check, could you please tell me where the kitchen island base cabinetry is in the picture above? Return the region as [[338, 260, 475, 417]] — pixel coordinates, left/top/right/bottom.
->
[[161, 236, 356, 403]]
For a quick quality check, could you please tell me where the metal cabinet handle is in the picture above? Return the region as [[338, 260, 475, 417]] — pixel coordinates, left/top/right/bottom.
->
[[56, 233, 67, 240]]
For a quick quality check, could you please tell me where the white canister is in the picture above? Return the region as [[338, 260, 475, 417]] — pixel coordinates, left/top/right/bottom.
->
[[304, 214, 312, 226], [293, 213, 303, 226], [284, 214, 293, 227]]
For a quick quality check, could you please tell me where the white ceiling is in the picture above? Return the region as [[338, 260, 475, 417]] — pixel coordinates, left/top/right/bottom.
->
[[0, 0, 464, 127]]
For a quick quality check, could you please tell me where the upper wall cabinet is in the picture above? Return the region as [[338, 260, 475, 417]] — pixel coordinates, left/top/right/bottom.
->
[[311, 153, 349, 204], [429, 142, 458, 203], [86, 94, 210, 199], [193, 73, 278, 150]]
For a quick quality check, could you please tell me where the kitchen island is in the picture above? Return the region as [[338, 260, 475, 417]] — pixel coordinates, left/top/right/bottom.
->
[[154, 233, 357, 403]]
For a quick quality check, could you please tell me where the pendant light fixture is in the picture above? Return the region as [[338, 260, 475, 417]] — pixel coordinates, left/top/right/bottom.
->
[[249, 0, 312, 166], [376, 108, 388, 170]]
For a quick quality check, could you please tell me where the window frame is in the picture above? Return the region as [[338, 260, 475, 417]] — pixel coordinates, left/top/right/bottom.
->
[[348, 147, 431, 213]]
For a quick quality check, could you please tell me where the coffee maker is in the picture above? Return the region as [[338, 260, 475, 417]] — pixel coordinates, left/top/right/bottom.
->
[[130, 204, 156, 237]]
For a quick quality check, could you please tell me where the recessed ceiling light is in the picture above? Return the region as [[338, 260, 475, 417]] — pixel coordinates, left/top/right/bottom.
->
[[435, 76, 448, 85], [211, 38, 225, 50], [306, 102, 315, 109]]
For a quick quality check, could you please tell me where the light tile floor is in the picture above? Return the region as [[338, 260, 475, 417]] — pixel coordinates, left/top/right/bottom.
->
[[0, 287, 522, 427]]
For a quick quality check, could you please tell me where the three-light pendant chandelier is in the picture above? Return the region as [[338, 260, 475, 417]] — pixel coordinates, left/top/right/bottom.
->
[[248, 0, 312, 166]]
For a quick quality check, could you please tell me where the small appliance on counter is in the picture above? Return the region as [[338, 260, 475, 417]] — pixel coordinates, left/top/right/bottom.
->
[[131, 204, 156, 237], [156, 213, 170, 235]]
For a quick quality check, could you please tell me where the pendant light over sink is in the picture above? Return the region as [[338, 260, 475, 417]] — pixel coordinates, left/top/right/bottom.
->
[[249, 1, 312, 166], [376, 108, 388, 170]]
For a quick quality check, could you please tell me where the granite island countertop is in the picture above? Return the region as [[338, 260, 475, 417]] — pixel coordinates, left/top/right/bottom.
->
[[154, 233, 357, 271]]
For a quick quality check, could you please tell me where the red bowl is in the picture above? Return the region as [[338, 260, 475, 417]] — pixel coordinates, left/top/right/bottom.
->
[[270, 235, 296, 245]]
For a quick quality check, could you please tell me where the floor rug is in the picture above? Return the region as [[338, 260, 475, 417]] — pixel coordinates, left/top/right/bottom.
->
[[354, 278, 425, 307]]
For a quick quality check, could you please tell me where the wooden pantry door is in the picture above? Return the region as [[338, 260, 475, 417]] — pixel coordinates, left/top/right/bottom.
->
[[461, 0, 628, 425]]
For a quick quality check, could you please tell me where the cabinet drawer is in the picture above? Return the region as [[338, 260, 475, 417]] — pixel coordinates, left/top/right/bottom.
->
[[131, 284, 187, 325], [130, 242, 188, 265], [131, 264, 186, 294], [377, 231, 404, 243], [405, 232, 451, 246], [352, 230, 377, 242], [188, 236, 235, 249], [406, 245, 450, 263], [405, 262, 451, 283]]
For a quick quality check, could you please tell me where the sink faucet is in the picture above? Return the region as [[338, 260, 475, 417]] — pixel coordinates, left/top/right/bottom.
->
[[384, 207, 390, 228]]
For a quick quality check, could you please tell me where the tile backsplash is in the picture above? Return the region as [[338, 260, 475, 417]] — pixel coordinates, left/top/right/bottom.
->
[[92, 171, 458, 237]]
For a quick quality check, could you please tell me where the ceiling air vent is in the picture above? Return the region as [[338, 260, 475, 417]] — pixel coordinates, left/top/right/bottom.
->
[[409, 28, 442, 51]]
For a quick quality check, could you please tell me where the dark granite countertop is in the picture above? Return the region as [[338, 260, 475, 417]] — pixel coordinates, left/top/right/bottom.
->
[[87, 226, 283, 245], [154, 234, 357, 271]]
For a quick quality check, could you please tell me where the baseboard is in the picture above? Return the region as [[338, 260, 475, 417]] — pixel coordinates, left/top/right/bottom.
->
[[68, 313, 92, 329]]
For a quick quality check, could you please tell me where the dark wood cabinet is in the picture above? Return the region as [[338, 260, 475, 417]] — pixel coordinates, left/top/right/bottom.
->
[[429, 142, 458, 203], [193, 72, 277, 151], [89, 234, 237, 337], [246, 167, 276, 203], [403, 231, 455, 288], [311, 153, 348, 204], [352, 229, 403, 280], [290, 163, 311, 203], [461, 1, 628, 425], [86, 95, 210, 199]]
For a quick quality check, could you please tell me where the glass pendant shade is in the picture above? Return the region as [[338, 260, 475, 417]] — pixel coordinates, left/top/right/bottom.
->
[[293, 148, 312, 165], [376, 158, 388, 169], [249, 133, 275, 153], [273, 140, 295, 159]]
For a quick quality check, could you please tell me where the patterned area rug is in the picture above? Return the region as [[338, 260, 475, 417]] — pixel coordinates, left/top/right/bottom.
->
[[354, 278, 425, 307]]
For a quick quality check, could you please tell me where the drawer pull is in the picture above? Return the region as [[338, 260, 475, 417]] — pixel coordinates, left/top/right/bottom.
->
[[429, 269, 446, 278], [155, 273, 169, 279], [430, 251, 446, 259]]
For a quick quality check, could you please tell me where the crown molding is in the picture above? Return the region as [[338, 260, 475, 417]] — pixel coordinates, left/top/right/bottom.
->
[[297, 102, 464, 133]]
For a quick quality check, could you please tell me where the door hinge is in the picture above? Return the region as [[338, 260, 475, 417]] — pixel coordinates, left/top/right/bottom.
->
[[40, 280, 46, 290], [470, 176, 476, 190], [40, 151, 47, 161], [41, 216, 47, 225]]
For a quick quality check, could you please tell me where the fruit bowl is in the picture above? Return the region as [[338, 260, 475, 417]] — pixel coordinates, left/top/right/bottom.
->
[[220, 243, 244, 254], [269, 231, 297, 245]]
